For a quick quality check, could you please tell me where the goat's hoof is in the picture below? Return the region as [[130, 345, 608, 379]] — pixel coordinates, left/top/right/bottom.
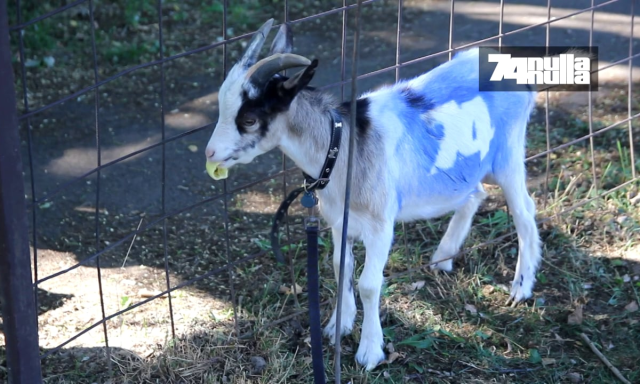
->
[[506, 281, 533, 307], [323, 303, 357, 342], [505, 297, 519, 308], [323, 321, 352, 343], [355, 341, 386, 371], [429, 258, 453, 272]]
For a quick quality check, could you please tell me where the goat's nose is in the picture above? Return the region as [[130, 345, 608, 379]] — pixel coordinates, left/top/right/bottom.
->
[[205, 147, 215, 159]]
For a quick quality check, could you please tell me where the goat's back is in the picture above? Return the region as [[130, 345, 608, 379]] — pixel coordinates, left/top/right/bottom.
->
[[360, 48, 536, 218]]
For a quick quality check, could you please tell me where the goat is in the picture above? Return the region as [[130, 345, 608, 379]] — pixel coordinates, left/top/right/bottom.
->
[[204, 19, 541, 370]]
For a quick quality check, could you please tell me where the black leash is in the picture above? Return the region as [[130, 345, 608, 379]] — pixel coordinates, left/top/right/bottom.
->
[[270, 110, 342, 384], [305, 215, 325, 384]]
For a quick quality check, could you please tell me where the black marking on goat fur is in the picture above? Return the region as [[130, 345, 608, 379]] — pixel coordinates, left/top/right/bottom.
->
[[228, 139, 259, 160], [340, 98, 371, 139], [235, 65, 318, 137], [235, 76, 294, 136], [401, 87, 434, 112]]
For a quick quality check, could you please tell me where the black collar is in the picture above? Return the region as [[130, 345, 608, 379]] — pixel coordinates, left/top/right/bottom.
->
[[270, 109, 342, 264], [301, 109, 343, 191]]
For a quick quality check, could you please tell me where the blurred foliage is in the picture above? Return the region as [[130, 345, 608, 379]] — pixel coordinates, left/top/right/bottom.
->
[[7, 0, 277, 67]]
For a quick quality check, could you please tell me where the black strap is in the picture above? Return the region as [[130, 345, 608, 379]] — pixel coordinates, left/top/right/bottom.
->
[[302, 110, 343, 191], [306, 218, 326, 384], [271, 186, 305, 264]]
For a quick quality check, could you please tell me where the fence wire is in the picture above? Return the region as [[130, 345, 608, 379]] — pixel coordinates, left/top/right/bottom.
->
[[0, 0, 639, 383]]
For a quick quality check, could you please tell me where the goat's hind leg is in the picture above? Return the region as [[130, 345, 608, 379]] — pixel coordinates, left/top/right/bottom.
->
[[496, 170, 541, 305], [431, 184, 487, 271]]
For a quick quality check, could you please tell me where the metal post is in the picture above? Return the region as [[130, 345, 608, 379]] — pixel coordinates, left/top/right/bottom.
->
[[0, 0, 44, 382]]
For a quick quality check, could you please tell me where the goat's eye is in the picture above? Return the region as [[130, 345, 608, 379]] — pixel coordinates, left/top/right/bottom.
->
[[244, 118, 257, 126]]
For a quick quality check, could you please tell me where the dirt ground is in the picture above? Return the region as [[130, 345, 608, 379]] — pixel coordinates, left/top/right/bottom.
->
[[1, 0, 640, 383]]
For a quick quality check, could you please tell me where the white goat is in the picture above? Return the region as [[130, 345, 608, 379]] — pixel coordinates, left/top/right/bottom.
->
[[205, 19, 541, 370]]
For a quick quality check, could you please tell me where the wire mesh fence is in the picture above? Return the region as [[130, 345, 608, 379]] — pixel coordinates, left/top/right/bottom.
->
[[1, 0, 639, 383]]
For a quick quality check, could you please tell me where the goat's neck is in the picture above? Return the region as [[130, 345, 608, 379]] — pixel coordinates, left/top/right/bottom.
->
[[278, 90, 346, 181]]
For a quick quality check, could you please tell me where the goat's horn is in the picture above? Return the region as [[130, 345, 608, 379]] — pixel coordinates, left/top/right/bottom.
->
[[246, 53, 311, 88], [240, 19, 275, 66]]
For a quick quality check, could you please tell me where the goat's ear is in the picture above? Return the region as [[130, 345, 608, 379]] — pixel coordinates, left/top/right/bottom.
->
[[269, 24, 292, 55], [281, 59, 318, 95]]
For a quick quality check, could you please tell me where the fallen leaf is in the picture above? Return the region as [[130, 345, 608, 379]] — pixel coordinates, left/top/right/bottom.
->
[[383, 371, 390, 378], [541, 357, 556, 366], [623, 274, 631, 283], [120, 296, 132, 309], [383, 352, 401, 364], [25, 58, 40, 67], [249, 356, 267, 374], [464, 303, 478, 315], [292, 283, 304, 294], [504, 338, 513, 353], [386, 342, 395, 353], [482, 285, 495, 295], [567, 305, 583, 325], [43, 56, 55, 68], [278, 285, 290, 294], [188, 145, 198, 153], [624, 300, 638, 312], [39, 201, 53, 209], [528, 349, 542, 364], [138, 289, 167, 298], [566, 372, 583, 383], [410, 281, 425, 291], [278, 283, 304, 295], [616, 215, 629, 225]]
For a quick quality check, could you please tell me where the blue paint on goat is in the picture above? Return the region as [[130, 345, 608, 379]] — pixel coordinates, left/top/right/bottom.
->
[[379, 48, 535, 207]]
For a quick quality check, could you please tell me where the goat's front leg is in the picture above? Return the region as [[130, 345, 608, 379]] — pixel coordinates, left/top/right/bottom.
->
[[324, 226, 357, 342], [356, 222, 394, 371]]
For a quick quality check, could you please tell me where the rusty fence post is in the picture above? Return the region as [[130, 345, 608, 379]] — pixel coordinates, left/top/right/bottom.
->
[[0, 0, 44, 382]]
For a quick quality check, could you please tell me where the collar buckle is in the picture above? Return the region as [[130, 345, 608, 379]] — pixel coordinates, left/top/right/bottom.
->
[[303, 177, 330, 192]]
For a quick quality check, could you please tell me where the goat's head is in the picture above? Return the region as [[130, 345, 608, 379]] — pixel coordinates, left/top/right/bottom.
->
[[205, 19, 318, 169]]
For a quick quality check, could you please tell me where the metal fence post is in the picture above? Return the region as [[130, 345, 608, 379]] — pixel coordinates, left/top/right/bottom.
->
[[0, 0, 44, 382]]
